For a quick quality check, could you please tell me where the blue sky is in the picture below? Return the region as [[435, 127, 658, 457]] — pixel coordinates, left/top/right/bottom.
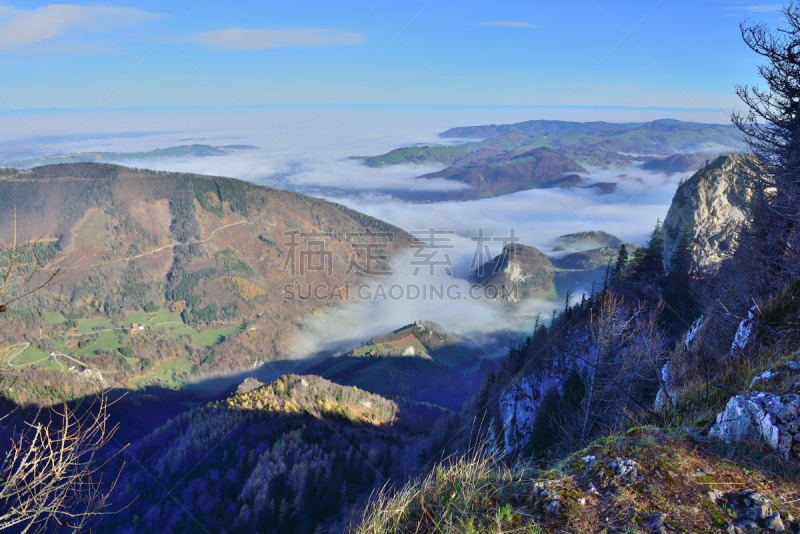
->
[[0, 0, 785, 114]]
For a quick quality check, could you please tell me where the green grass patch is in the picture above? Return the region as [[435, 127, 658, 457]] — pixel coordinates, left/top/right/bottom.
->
[[9, 346, 54, 367], [83, 331, 121, 354], [492, 188, 515, 196], [161, 324, 199, 339], [0, 345, 27, 364], [350, 344, 380, 357], [531, 282, 559, 301], [76, 317, 117, 334], [130, 356, 193, 389], [350, 336, 429, 358], [44, 312, 65, 325], [126, 310, 148, 324], [148, 309, 185, 325], [193, 323, 244, 348]]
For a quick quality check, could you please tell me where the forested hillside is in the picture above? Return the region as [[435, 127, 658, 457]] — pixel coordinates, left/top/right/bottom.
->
[[0, 163, 412, 400], [356, 165, 800, 532], [94, 374, 444, 534]]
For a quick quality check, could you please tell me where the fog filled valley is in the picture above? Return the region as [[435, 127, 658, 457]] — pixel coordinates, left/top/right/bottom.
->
[[6, 3, 800, 534], [0, 108, 715, 361], [0, 108, 719, 387]]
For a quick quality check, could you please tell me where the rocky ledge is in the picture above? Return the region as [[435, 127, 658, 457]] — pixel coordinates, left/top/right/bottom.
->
[[710, 392, 800, 461]]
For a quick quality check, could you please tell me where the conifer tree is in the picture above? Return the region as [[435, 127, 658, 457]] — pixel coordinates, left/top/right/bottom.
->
[[665, 222, 697, 326], [732, 3, 800, 220], [613, 243, 628, 281], [507, 343, 525, 376], [564, 290, 573, 320], [730, 4, 800, 288], [645, 219, 665, 276], [630, 244, 646, 273], [634, 219, 666, 279], [668, 222, 695, 279]]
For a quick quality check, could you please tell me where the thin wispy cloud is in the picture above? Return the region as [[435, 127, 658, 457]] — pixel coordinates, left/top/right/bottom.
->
[[723, 4, 782, 12], [0, 4, 154, 51], [467, 21, 541, 28], [187, 28, 365, 51]]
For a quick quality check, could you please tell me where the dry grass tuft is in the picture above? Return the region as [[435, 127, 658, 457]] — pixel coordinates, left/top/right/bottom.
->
[[353, 446, 548, 534], [351, 429, 800, 534]]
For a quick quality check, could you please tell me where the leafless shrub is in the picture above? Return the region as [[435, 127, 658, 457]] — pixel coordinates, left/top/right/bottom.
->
[[587, 295, 662, 419], [0, 390, 123, 533], [542, 292, 667, 459]]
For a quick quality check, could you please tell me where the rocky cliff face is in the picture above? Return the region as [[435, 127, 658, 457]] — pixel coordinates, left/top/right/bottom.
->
[[473, 243, 554, 303], [662, 154, 752, 271], [498, 325, 593, 454]]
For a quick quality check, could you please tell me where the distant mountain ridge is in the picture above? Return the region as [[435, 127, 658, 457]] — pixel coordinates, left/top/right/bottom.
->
[[355, 119, 743, 202], [550, 230, 622, 251], [413, 147, 586, 201], [552, 243, 640, 271], [472, 243, 555, 302], [439, 118, 742, 143], [2, 144, 258, 169], [641, 152, 716, 173], [306, 321, 493, 411]]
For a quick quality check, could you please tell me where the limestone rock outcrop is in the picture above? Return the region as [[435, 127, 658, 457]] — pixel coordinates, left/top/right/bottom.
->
[[473, 243, 554, 303], [663, 154, 752, 271], [236, 377, 264, 395], [500, 374, 567, 453], [709, 392, 800, 460]]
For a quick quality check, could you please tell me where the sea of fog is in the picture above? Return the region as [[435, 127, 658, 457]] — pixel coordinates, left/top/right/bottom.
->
[[0, 106, 701, 357]]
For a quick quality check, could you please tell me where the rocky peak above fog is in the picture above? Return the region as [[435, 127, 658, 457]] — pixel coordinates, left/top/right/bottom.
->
[[472, 243, 554, 302], [663, 154, 753, 271]]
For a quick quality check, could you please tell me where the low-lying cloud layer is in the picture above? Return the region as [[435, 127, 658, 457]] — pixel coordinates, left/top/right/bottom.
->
[[292, 165, 687, 353], [290, 267, 565, 358], [0, 107, 698, 356]]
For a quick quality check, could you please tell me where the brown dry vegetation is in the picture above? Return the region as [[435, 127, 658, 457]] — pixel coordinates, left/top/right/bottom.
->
[[0, 163, 414, 397], [354, 428, 800, 534]]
